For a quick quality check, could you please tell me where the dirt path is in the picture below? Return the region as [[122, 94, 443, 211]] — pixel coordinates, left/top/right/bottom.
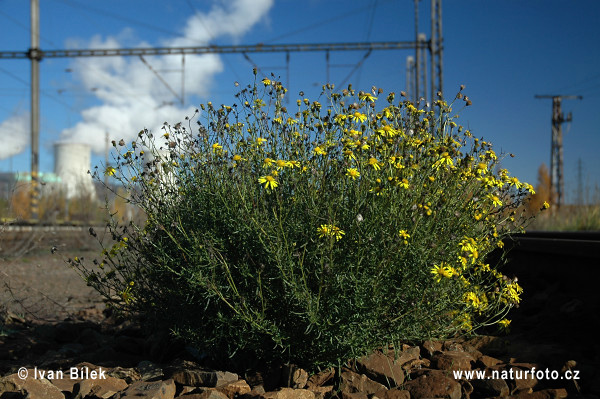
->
[[0, 249, 105, 323]]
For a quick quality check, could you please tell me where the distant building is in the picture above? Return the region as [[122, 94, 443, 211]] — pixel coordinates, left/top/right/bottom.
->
[[53, 142, 96, 199]]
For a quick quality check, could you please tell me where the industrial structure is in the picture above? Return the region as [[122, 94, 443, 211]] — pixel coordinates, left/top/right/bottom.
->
[[53, 142, 96, 200], [535, 94, 583, 208]]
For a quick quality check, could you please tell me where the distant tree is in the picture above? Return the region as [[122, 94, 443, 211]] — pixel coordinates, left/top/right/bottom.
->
[[528, 163, 553, 213]]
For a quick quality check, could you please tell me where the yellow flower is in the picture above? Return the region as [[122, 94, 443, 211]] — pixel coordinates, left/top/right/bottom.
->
[[233, 154, 245, 162], [430, 263, 454, 282], [376, 124, 397, 137], [334, 114, 348, 125], [351, 111, 367, 123], [258, 175, 278, 190], [463, 291, 481, 308], [262, 78, 271, 86], [256, 137, 267, 145], [286, 117, 298, 125], [276, 159, 290, 169], [212, 143, 223, 153], [104, 166, 116, 176], [498, 319, 511, 331], [317, 224, 345, 241], [432, 152, 454, 170], [476, 162, 488, 175], [488, 194, 502, 207], [368, 157, 382, 170], [542, 201, 550, 209], [508, 176, 523, 188], [314, 146, 327, 156], [359, 92, 377, 102], [525, 183, 536, 194], [501, 282, 523, 305], [346, 168, 360, 180], [398, 178, 409, 189], [399, 229, 410, 245], [263, 158, 274, 168]]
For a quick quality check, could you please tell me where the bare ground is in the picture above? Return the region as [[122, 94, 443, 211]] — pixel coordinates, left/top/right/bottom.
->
[[1, 243, 105, 323]]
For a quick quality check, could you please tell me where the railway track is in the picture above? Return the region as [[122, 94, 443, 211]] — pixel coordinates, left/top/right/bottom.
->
[[506, 230, 600, 259], [1, 224, 598, 259]]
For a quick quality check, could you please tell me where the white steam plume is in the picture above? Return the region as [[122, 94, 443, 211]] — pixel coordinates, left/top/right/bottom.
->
[[0, 113, 29, 160], [60, 0, 274, 154]]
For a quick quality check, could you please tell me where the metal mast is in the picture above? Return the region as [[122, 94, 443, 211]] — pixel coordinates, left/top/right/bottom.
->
[[430, 0, 443, 102], [29, 0, 41, 220], [535, 94, 582, 208]]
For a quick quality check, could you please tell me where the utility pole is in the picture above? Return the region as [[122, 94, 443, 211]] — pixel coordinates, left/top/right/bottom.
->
[[535, 94, 582, 208], [430, 0, 443, 102], [414, 0, 420, 104], [29, 0, 41, 221]]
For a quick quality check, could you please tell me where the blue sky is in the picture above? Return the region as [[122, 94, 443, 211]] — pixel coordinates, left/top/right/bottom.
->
[[0, 0, 599, 203]]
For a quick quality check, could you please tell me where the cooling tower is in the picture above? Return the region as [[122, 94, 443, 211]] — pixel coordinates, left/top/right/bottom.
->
[[54, 142, 96, 199]]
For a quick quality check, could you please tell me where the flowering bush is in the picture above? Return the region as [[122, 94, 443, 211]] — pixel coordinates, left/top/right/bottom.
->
[[72, 72, 535, 369]]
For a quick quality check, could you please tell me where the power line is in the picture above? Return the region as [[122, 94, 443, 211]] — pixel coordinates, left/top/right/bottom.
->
[[48, 0, 184, 40]]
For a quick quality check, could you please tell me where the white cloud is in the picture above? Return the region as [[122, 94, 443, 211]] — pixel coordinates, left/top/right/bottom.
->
[[0, 113, 29, 160], [59, 0, 274, 154]]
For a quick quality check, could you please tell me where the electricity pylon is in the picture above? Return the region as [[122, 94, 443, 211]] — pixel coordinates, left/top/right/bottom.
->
[[535, 94, 583, 208]]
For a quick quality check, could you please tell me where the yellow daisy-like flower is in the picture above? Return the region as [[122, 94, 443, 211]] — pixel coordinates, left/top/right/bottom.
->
[[256, 137, 267, 146], [317, 224, 345, 241], [501, 282, 523, 305], [398, 178, 409, 189], [524, 183, 536, 194], [314, 146, 327, 156], [488, 194, 502, 208], [463, 291, 481, 308], [542, 201, 550, 210], [258, 175, 278, 190], [212, 143, 223, 153], [286, 117, 298, 125], [476, 162, 488, 175], [276, 159, 290, 169], [350, 111, 367, 123], [368, 157, 382, 170], [359, 92, 378, 102], [233, 154, 245, 162], [432, 152, 454, 170], [262, 78, 271, 86], [376, 124, 397, 137], [334, 114, 348, 125], [104, 166, 116, 176], [508, 176, 523, 188], [263, 158, 275, 168], [430, 263, 454, 283], [498, 319, 511, 331], [346, 168, 360, 180]]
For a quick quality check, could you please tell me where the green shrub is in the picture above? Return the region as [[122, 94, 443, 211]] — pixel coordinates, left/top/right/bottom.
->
[[72, 74, 536, 369]]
